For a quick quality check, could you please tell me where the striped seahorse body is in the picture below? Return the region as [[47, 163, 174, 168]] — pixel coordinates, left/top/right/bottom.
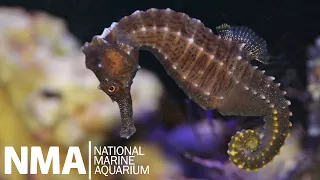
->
[[82, 8, 292, 171]]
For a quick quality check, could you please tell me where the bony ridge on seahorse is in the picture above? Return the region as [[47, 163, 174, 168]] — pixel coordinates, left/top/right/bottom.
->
[[81, 8, 292, 171]]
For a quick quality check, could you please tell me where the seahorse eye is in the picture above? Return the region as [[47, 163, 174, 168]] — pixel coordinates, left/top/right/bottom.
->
[[108, 86, 116, 93]]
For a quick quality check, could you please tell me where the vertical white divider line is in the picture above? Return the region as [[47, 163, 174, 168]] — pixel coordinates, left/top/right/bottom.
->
[[88, 141, 92, 179]]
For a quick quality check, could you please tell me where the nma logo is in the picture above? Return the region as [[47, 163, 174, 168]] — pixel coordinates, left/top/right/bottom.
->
[[4, 143, 149, 178], [4, 146, 86, 175]]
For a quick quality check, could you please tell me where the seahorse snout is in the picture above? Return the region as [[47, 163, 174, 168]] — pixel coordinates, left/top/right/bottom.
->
[[116, 93, 136, 139]]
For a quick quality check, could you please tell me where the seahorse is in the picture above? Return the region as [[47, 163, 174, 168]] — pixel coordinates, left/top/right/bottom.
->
[[82, 8, 292, 170]]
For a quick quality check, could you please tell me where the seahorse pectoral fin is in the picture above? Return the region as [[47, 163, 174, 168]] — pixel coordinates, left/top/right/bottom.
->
[[216, 23, 269, 63], [116, 93, 136, 139]]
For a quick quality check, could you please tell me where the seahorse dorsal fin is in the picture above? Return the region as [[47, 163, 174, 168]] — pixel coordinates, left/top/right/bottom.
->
[[216, 23, 269, 64]]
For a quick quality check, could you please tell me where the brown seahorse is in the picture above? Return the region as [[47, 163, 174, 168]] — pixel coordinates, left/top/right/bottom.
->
[[81, 8, 292, 170]]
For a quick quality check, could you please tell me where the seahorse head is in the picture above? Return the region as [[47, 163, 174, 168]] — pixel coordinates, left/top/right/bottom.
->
[[82, 35, 139, 138]]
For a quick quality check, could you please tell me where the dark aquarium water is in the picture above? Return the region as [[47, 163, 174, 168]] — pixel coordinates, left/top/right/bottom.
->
[[0, 0, 320, 179]]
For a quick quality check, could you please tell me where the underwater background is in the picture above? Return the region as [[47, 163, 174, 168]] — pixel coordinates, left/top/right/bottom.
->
[[0, 0, 320, 179]]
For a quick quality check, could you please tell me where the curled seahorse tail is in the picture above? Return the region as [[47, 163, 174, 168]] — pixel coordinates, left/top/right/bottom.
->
[[228, 100, 292, 171], [228, 129, 261, 170]]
